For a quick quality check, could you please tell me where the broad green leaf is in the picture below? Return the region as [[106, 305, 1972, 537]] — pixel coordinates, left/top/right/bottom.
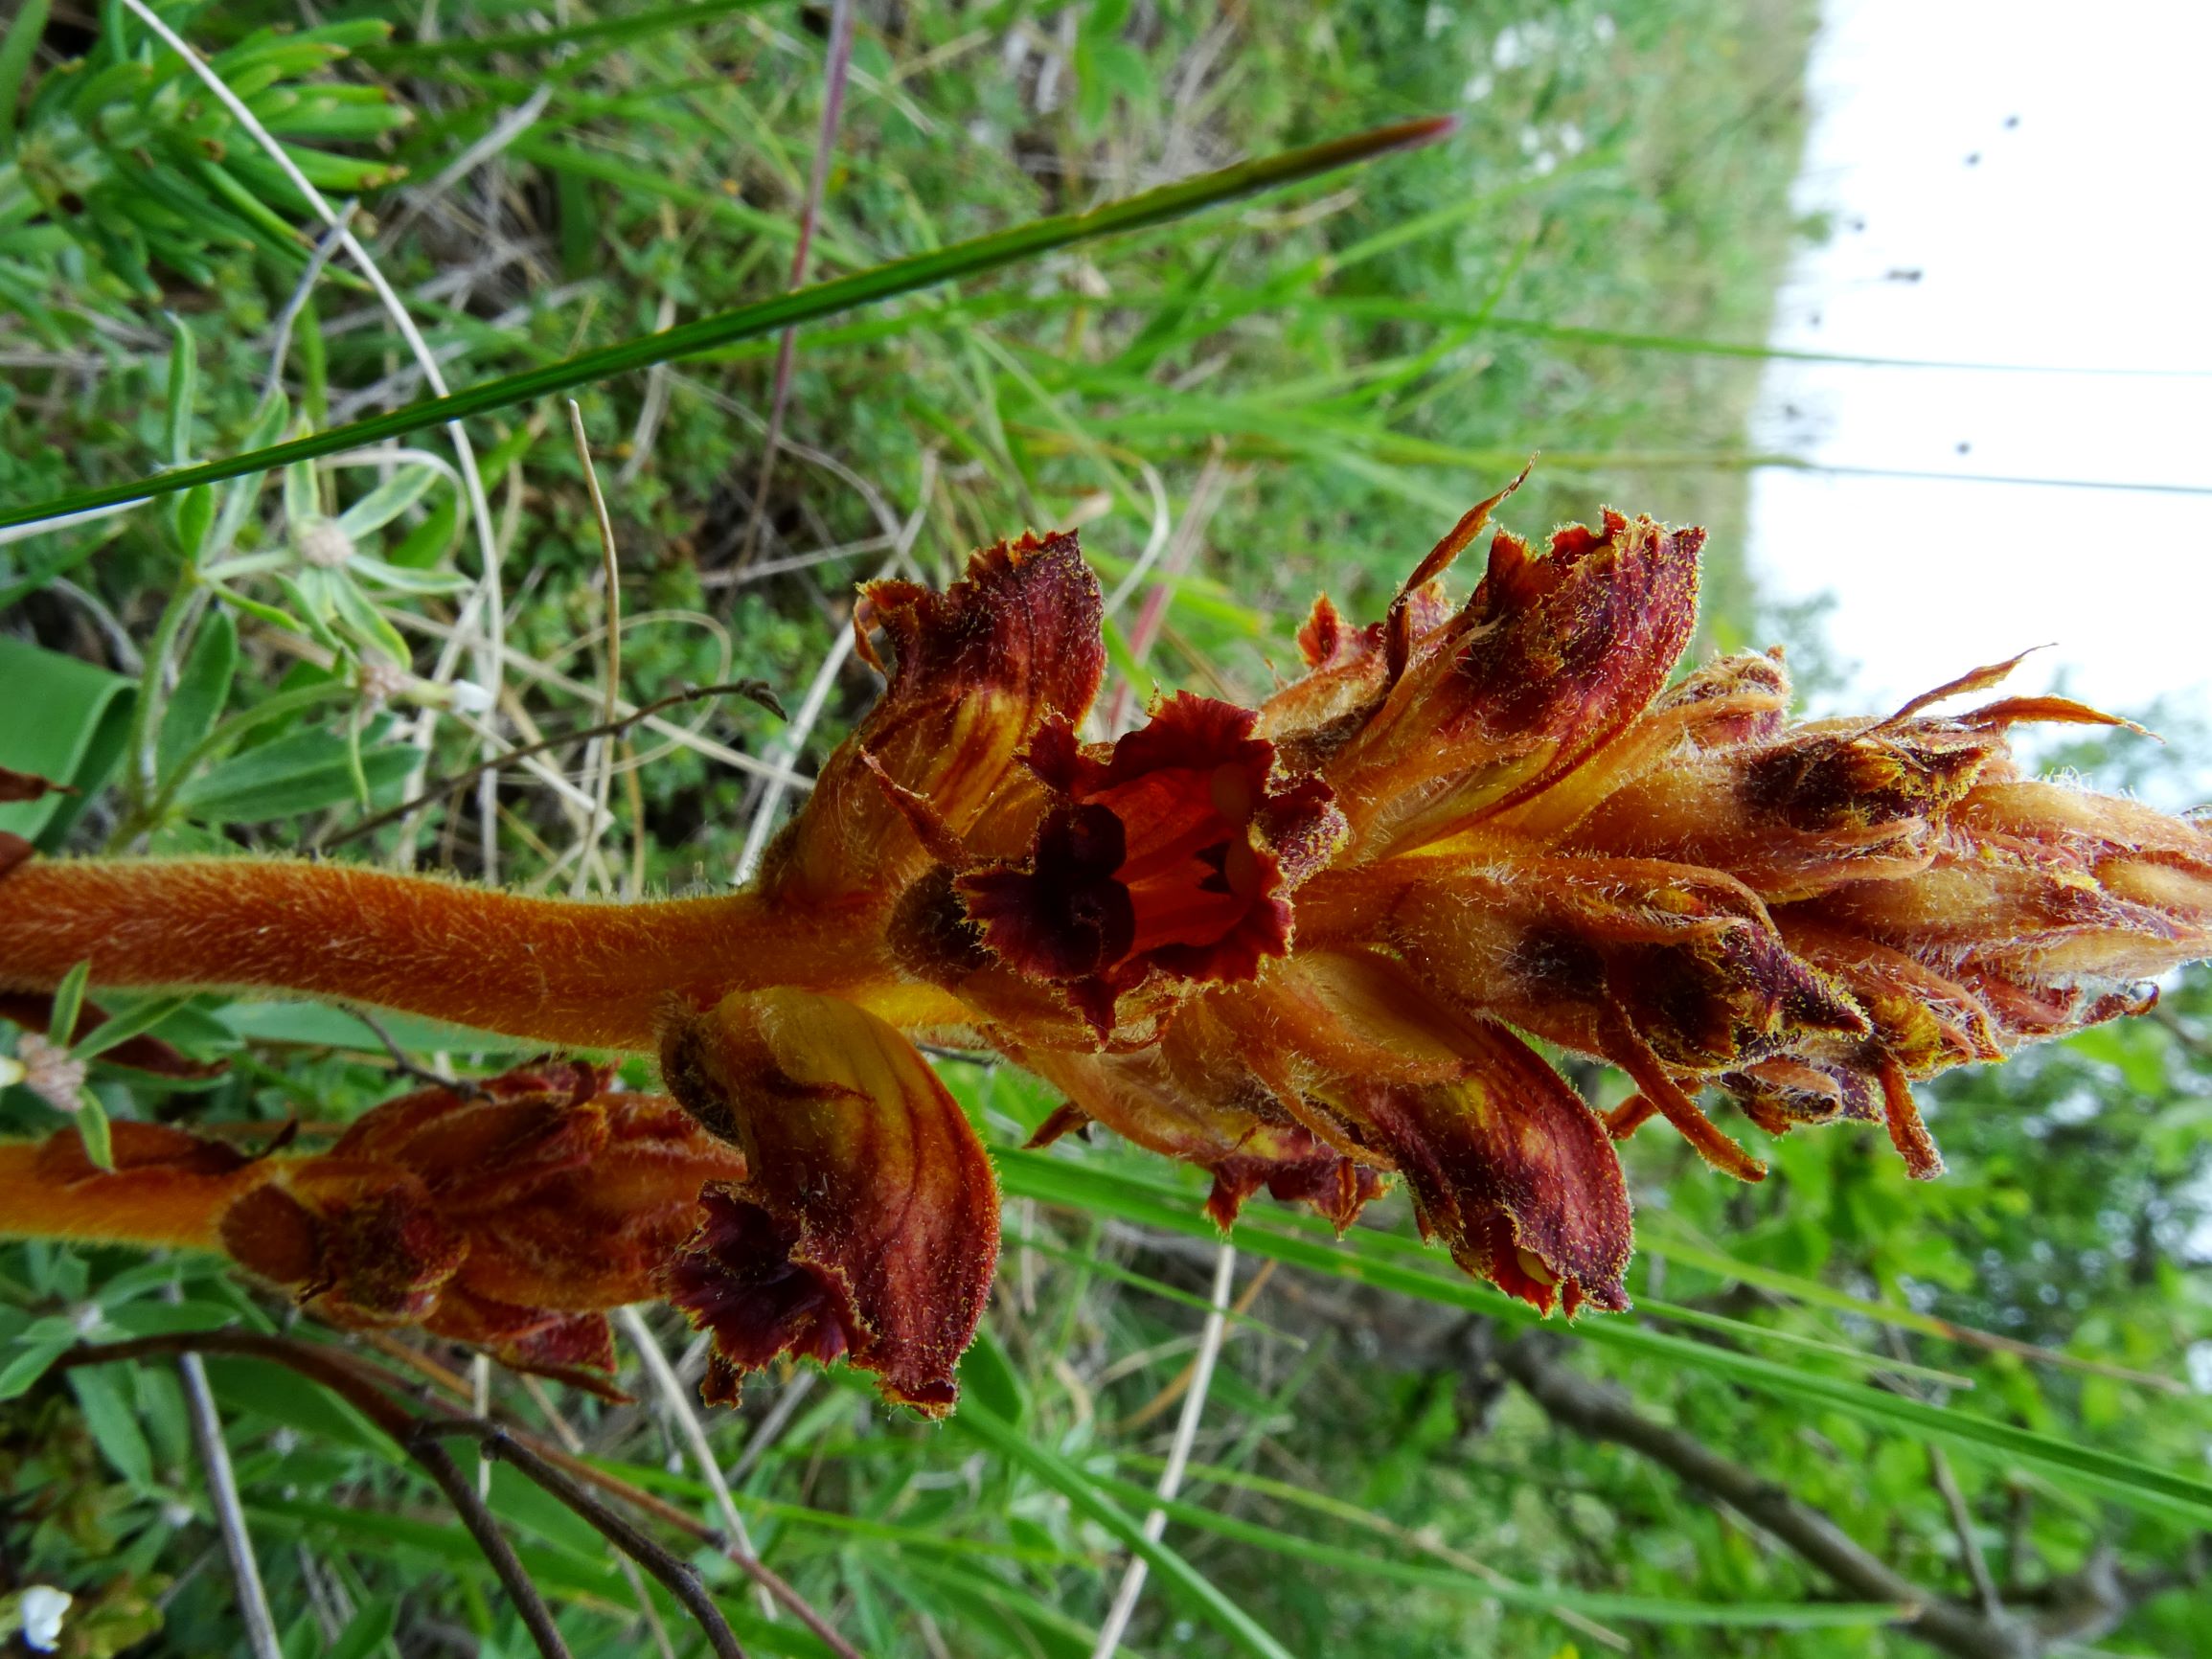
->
[[68, 1366, 155, 1489], [174, 725, 422, 823], [332, 464, 444, 540], [328, 1602, 396, 1659], [163, 313, 196, 467], [72, 996, 196, 1062], [1083, 1466, 1906, 1628], [957, 1329, 1029, 1429], [156, 609, 238, 784], [201, 1355, 396, 1457], [347, 554, 471, 595], [0, 1340, 69, 1401], [0, 0, 52, 146], [0, 638, 135, 851], [73, 1091, 114, 1172], [211, 999, 528, 1056], [48, 960, 92, 1053], [325, 571, 412, 666]]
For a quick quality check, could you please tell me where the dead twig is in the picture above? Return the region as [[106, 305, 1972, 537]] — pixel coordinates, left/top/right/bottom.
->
[[325, 679, 784, 850], [417, 1419, 745, 1659], [55, 1329, 863, 1659], [175, 1343, 284, 1659]]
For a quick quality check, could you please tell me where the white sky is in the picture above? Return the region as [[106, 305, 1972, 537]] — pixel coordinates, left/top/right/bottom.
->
[[1746, 0, 2212, 754]]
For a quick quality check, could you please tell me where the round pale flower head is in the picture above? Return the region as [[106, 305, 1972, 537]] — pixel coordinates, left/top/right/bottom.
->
[[296, 516, 355, 570], [13, 1031, 86, 1113], [356, 656, 409, 709]]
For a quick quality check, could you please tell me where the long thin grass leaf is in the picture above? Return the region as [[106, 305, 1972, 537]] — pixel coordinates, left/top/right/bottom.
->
[[0, 117, 1452, 532], [955, 1399, 1295, 1659], [997, 1151, 2212, 1525], [1085, 1468, 1907, 1628]]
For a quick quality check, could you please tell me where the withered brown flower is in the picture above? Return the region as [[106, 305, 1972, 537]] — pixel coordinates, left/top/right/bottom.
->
[[6, 484, 2209, 1411], [0, 1063, 745, 1390]]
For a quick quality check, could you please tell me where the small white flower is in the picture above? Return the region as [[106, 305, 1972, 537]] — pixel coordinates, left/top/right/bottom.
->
[[1593, 13, 1618, 44], [161, 1498, 195, 1529], [15, 1033, 87, 1114], [447, 679, 497, 715], [1462, 72, 1494, 103], [1424, 2, 1451, 39], [1532, 151, 1559, 176], [1519, 125, 1543, 155], [71, 1303, 104, 1337], [1558, 122, 1585, 157], [19, 1585, 72, 1653], [270, 1427, 301, 1457], [297, 517, 355, 570]]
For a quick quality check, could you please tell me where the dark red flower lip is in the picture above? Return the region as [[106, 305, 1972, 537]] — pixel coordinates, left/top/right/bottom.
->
[[957, 693, 1346, 1033]]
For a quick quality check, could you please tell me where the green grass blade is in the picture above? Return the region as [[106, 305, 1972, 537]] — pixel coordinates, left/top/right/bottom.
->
[[48, 960, 93, 1051], [0, 117, 1452, 532], [954, 1398, 1296, 1659], [1085, 1467, 1907, 1629], [0, 0, 52, 148], [998, 1150, 2212, 1525], [358, 0, 774, 65], [69, 995, 196, 1061]]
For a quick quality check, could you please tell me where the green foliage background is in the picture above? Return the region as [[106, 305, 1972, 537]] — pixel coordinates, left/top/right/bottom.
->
[[3, 3, 2207, 1656]]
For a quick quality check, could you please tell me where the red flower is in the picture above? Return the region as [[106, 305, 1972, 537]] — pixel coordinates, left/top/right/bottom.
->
[[959, 693, 1345, 1032]]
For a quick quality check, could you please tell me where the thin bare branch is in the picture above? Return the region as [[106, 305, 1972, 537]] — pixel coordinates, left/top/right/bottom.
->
[[55, 1331, 864, 1659], [1492, 1331, 2174, 1659], [617, 1306, 777, 1622], [419, 1420, 746, 1659], [520, 1374, 679, 1659], [324, 679, 783, 850], [565, 400, 624, 897], [1092, 1241, 1237, 1659], [176, 1348, 283, 1659], [412, 1430, 576, 1659]]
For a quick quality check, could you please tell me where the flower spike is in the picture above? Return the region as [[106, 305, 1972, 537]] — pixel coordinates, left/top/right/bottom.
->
[[8, 487, 2212, 1377]]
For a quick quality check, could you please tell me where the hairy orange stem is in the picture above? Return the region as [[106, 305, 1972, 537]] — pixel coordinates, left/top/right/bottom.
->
[[0, 858, 941, 1051], [0, 1137, 272, 1251]]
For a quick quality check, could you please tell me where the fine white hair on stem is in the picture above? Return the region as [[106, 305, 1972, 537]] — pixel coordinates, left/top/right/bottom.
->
[[614, 1305, 779, 1623], [116, 0, 508, 875], [734, 451, 936, 883], [1090, 1241, 1237, 1659]]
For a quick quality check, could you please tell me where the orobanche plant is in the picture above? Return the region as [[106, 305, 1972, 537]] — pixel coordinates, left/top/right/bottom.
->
[[6, 476, 2209, 1413]]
